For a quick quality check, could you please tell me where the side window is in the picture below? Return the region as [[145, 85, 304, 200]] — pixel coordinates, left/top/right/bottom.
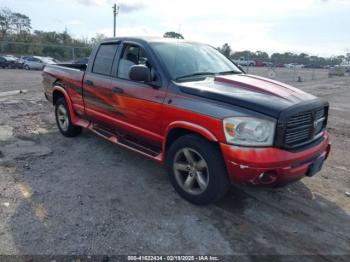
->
[[93, 44, 119, 75], [117, 44, 154, 80]]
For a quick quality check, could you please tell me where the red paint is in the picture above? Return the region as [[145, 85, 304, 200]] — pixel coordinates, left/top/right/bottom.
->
[[214, 74, 314, 101], [220, 132, 331, 186], [43, 38, 331, 189], [47, 75, 331, 186]]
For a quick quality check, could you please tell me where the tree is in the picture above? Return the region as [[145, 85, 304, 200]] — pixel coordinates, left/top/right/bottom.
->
[[255, 51, 269, 60], [11, 12, 31, 34], [0, 8, 13, 39], [90, 33, 107, 47], [163, 31, 184, 39], [231, 50, 255, 60], [217, 43, 232, 58]]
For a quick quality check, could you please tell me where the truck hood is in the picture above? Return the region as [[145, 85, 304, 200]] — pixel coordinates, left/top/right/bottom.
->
[[178, 74, 317, 118]]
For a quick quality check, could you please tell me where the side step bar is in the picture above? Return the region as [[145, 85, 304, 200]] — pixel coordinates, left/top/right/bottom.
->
[[89, 124, 162, 162]]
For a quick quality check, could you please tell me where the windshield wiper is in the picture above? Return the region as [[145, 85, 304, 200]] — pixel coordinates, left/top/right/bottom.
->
[[217, 70, 242, 75], [175, 72, 216, 81]]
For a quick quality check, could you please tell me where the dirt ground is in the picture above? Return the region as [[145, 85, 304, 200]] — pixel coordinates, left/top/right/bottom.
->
[[0, 68, 349, 258]]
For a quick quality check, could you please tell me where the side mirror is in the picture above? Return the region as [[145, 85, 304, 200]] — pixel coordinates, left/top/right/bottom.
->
[[129, 65, 151, 82]]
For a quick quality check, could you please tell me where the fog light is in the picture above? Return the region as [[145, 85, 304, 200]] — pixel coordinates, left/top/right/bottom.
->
[[258, 171, 277, 184]]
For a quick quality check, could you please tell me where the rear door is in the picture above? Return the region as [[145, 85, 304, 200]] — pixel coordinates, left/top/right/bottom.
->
[[83, 42, 120, 128]]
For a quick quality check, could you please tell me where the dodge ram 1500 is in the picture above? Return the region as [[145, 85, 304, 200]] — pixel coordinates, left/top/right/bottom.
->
[[43, 37, 331, 205]]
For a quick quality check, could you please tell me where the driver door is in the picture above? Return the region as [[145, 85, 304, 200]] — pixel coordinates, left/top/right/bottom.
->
[[109, 42, 167, 147]]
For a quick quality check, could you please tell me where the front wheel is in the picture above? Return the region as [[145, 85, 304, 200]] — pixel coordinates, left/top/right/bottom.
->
[[166, 134, 230, 205], [55, 97, 82, 137]]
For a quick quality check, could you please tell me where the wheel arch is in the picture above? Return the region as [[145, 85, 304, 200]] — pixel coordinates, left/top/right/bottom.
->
[[52, 80, 65, 105], [162, 121, 219, 161], [52, 84, 79, 124]]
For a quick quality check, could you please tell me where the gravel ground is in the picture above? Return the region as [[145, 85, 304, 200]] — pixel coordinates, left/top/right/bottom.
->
[[0, 69, 349, 259]]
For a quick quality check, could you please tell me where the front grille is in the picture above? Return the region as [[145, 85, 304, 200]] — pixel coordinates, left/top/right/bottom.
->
[[277, 106, 328, 150]]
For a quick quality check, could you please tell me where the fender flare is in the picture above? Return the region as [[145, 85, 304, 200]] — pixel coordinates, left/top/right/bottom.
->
[[52, 85, 79, 125], [162, 121, 218, 159]]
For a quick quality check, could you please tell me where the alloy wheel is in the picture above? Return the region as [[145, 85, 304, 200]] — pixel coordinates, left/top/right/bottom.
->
[[173, 148, 210, 195], [57, 104, 69, 131]]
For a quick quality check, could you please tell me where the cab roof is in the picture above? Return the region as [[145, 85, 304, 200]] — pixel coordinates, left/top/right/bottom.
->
[[101, 36, 202, 45]]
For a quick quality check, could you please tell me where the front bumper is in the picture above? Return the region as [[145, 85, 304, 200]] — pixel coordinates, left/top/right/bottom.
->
[[220, 132, 331, 186]]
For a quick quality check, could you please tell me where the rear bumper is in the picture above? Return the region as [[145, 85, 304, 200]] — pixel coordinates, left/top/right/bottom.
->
[[220, 132, 331, 186]]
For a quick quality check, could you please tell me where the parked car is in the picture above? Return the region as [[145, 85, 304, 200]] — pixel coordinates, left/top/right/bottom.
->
[[0, 55, 22, 69], [0, 56, 11, 68], [24, 56, 57, 70], [285, 63, 305, 69], [304, 64, 323, 69], [254, 61, 265, 67], [274, 63, 285, 68], [43, 37, 331, 205], [263, 61, 273, 67], [3, 54, 18, 61], [232, 57, 256, 67], [18, 56, 30, 64], [340, 62, 350, 72], [329, 66, 346, 76]]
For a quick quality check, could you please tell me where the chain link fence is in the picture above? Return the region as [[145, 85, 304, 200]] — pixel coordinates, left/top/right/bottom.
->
[[1, 41, 349, 83], [242, 66, 350, 83], [0, 41, 93, 62]]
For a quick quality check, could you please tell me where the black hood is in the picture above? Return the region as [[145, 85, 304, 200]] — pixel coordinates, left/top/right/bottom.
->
[[178, 74, 322, 118]]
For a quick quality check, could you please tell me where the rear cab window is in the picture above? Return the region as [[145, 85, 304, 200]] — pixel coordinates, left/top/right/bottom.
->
[[92, 44, 119, 76]]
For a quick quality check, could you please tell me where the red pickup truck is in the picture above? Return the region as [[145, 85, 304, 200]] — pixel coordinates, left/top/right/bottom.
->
[[43, 37, 331, 205]]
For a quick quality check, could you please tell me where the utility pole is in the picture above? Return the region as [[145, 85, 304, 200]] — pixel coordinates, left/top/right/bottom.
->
[[113, 3, 119, 37]]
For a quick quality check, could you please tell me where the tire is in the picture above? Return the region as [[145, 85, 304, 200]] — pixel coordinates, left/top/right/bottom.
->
[[166, 134, 230, 205], [55, 97, 82, 137], [24, 65, 30, 70]]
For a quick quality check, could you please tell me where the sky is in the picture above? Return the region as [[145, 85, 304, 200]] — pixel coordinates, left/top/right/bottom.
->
[[1, 0, 349, 56]]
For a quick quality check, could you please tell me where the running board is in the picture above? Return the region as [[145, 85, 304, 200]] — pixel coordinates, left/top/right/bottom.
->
[[89, 125, 162, 162]]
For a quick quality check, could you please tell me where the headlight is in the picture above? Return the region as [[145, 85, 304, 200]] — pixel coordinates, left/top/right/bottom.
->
[[223, 117, 276, 146]]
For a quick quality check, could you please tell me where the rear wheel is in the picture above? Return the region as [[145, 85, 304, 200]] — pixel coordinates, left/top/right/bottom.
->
[[24, 65, 30, 70], [166, 134, 230, 205], [55, 97, 82, 137]]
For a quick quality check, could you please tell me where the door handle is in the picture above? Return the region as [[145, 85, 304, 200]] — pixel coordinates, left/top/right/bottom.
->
[[85, 80, 94, 86], [112, 87, 124, 94]]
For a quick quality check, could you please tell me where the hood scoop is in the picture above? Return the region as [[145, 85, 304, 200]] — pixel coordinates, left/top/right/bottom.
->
[[214, 75, 286, 99]]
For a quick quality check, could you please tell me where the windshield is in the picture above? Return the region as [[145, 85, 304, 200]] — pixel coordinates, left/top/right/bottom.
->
[[4, 56, 16, 61], [150, 42, 242, 81]]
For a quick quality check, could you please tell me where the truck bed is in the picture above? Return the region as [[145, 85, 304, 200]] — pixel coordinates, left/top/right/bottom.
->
[[54, 63, 87, 71], [42, 63, 86, 117]]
